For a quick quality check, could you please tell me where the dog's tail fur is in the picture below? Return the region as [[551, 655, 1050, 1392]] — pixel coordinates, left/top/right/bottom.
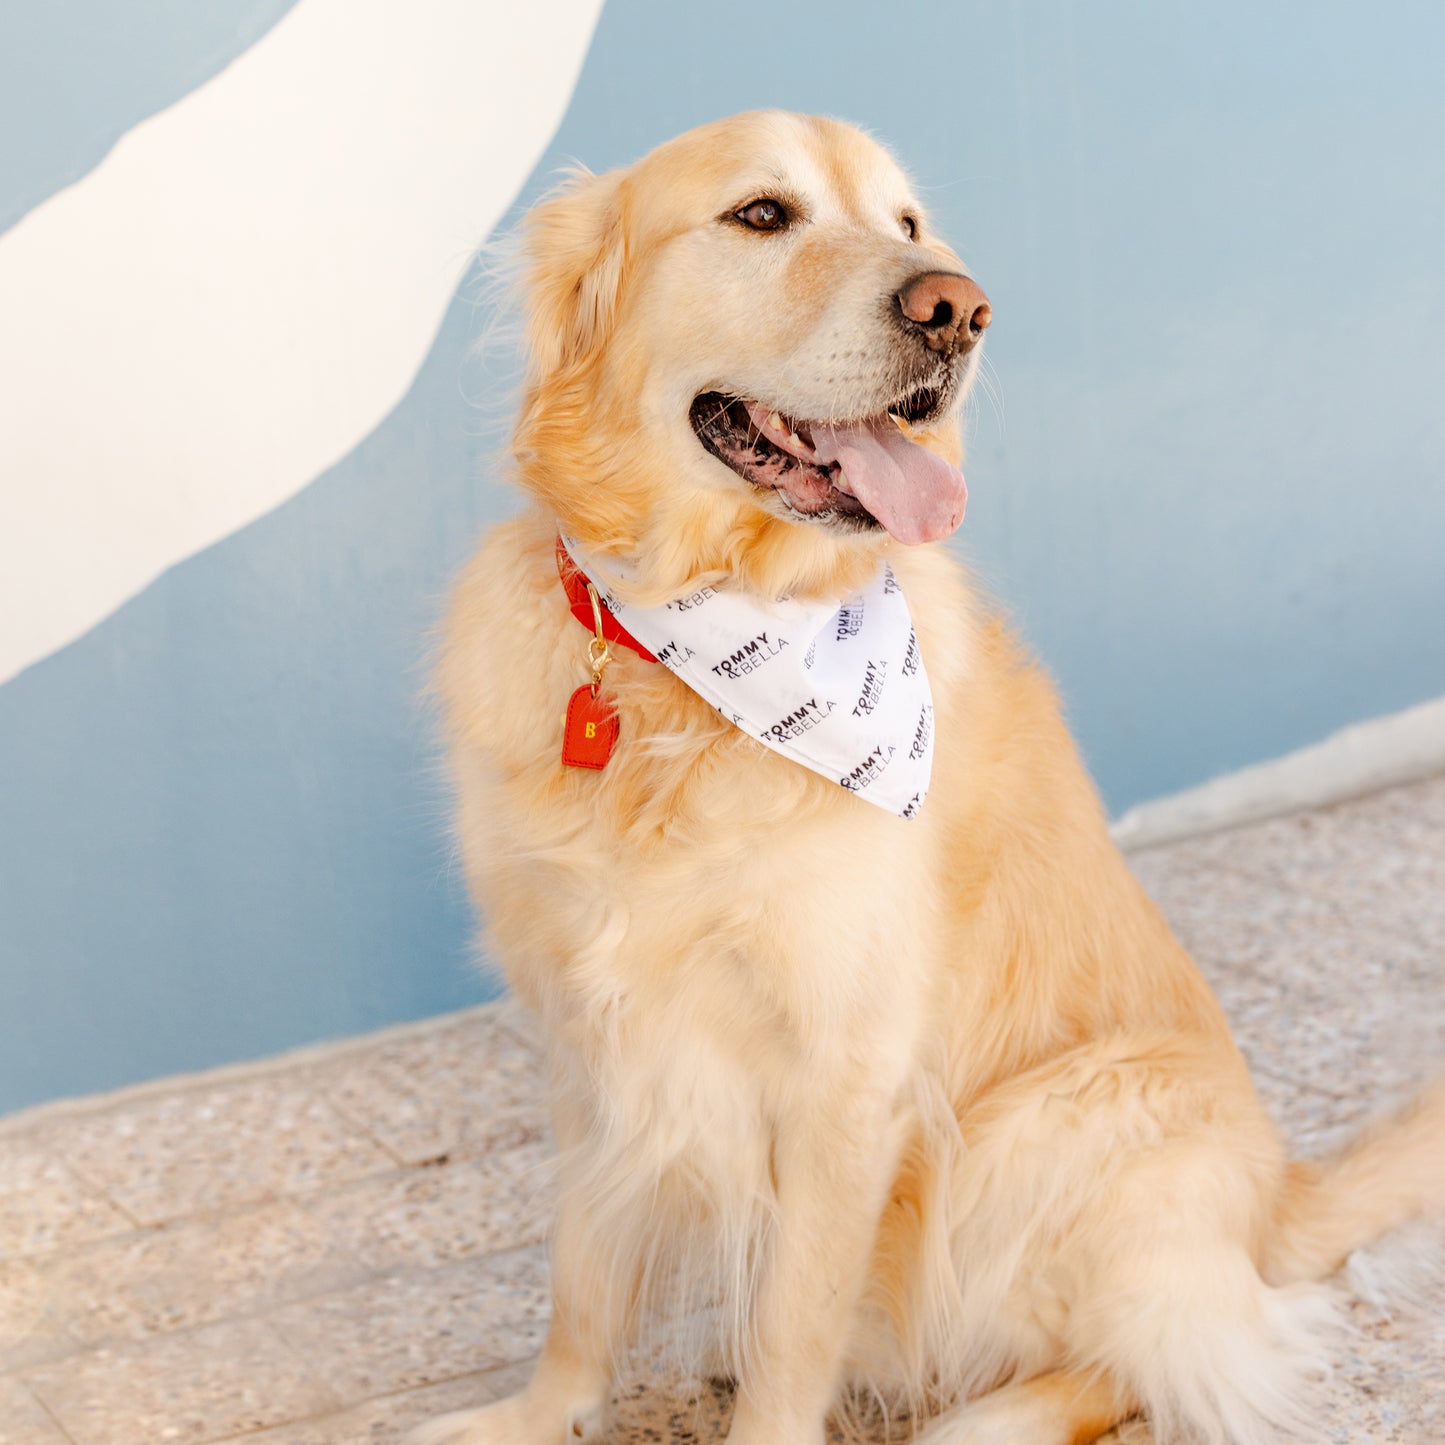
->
[[1265, 1080, 1445, 1286]]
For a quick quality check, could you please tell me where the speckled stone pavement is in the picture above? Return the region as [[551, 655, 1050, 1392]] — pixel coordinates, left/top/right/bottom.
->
[[1, 777, 1441, 1444]]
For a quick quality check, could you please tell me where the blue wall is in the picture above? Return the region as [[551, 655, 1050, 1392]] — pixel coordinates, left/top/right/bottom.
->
[[0, 1, 299, 236], [2, 0, 1443, 1113]]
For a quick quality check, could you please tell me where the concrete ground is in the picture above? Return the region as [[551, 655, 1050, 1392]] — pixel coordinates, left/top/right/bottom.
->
[[1, 777, 1441, 1444]]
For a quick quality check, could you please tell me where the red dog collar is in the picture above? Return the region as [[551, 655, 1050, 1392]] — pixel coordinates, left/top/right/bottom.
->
[[555, 535, 657, 663]]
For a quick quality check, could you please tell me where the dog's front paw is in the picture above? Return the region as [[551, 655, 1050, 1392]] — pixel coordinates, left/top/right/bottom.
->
[[408, 1392, 607, 1445], [406, 1397, 528, 1445]]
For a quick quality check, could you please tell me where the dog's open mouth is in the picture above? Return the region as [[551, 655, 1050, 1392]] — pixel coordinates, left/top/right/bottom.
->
[[689, 388, 968, 545]]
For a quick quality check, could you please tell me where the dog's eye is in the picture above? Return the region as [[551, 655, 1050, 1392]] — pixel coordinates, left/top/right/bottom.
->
[[737, 199, 788, 232], [901, 214, 919, 241]]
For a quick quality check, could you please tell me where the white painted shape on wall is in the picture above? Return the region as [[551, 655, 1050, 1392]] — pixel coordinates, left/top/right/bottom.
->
[[0, 0, 605, 686]]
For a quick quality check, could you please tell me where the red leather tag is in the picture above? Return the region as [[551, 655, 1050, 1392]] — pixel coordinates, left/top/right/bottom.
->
[[562, 686, 618, 769]]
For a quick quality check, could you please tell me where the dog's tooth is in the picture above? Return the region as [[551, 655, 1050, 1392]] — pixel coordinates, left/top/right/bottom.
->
[[787, 431, 805, 449], [768, 412, 784, 432]]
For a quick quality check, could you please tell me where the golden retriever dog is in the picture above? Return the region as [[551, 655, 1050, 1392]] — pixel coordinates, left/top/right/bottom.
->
[[416, 110, 1442, 1445]]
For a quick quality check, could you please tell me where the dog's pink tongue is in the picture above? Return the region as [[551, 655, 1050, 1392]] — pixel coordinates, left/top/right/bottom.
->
[[810, 421, 967, 545]]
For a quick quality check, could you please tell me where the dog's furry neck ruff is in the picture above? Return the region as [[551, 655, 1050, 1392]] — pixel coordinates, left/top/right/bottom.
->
[[559, 529, 935, 817]]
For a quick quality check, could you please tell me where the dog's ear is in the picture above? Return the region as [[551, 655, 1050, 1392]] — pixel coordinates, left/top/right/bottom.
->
[[520, 166, 628, 381]]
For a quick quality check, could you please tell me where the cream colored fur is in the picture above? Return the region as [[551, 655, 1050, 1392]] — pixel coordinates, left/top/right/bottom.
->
[[412, 111, 1444, 1445]]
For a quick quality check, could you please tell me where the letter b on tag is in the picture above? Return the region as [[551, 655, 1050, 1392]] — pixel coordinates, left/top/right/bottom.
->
[[563, 686, 618, 769]]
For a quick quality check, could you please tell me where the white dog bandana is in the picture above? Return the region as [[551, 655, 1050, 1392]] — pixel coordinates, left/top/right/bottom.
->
[[558, 532, 934, 818]]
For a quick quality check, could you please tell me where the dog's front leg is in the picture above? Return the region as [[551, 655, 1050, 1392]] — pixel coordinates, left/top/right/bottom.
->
[[725, 1085, 902, 1445], [408, 1175, 631, 1445]]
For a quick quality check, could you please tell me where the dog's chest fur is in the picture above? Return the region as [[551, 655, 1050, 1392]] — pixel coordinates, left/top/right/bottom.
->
[[442, 517, 954, 1243]]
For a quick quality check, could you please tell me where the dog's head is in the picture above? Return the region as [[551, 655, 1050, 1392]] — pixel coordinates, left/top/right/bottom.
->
[[509, 110, 989, 597]]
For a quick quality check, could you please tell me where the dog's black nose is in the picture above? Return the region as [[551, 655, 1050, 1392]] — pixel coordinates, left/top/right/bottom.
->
[[897, 272, 992, 355]]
